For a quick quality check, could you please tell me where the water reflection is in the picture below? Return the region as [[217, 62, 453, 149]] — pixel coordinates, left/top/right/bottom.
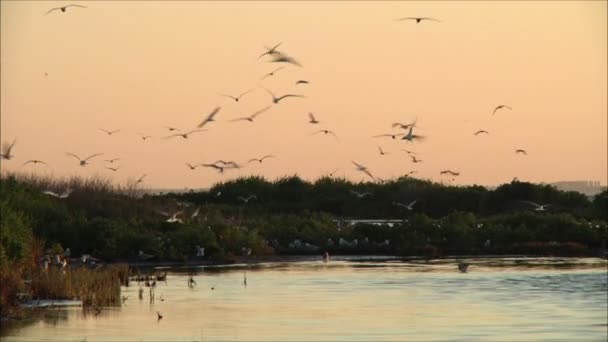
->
[[2, 257, 607, 341]]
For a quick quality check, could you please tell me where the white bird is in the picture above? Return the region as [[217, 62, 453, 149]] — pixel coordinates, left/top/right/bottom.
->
[[492, 105, 512, 116], [229, 106, 271, 123], [45, 4, 86, 15], [238, 195, 257, 203], [392, 200, 416, 210], [198, 107, 221, 128], [260, 66, 285, 80], [248, 155, 275, 164], [0, 139, 16, 160], [43, 188, 72, 199], [67, 153, 103, 166], [523, 201, 551, 211], [263, 88, 305, 104], [258, 42, 283, 59], [395, 17, 441, 23], [351, 161, 375, 181], [220, 89, 253, 102], [164, 129, 207, 139], [350, 190, 371, 198], [308, 112, 320, 124], [100, 129, 120, 136], [191, 208, 200, 219]]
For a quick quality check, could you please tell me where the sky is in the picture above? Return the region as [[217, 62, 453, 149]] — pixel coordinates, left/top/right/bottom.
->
[[1, 1, 606, 189]]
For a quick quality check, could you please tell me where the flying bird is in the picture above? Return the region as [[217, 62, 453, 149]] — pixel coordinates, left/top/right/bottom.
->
[[328, 168, 340, 177], [523, 201, 551, 212], [135, 174, 146, 185], [1, 139, 16, 160], [402, 126, 425, 142], [164, 129, 207, 139], [139, 133, 152, 140], [352, 161, 375, 181], [350, 190, 371, 198], [22, 160, 47, 166], [492, 105, 512, 116], [198, 107, 221, 128], [308, 112, 320, 124], [263, 88, 304, 104], [268, 51, 302, 67], [45, 4, 87, 15], [410, 155, 423, 163], [258, 42, 283, 59], [43, 188, 72, 199], [213, 160, 241, 169], [392, 119, 417, 130], [185, 163, 201, 170], [237, 195, 257, 203], [311, 129, 339, 141], [373, 133, 404, 140], [392, 200, 417, 210], [220, 89, 253, 102], [201, 163, 226, 173], [474, 130, 489, 135], [296, 80, 309, 85], [99, 129, 120, 136], [440, 170, 460, 176], [401, 149, 416, 155], [229, 106, 271, 123], [515, 149, 527, 155], [260, 66, 285, 80], [396, 17, 441, 23], [405, 170, 417, 177], [157, 311, 163, 321], [166, 211, 184, 223], [164, 126, 180, 132], [67, 153, 102, 166], [105, 166, 120, 172], [105, 158, 120, 163], [248, 155, 275, 164], [378, 146, 389, 155]]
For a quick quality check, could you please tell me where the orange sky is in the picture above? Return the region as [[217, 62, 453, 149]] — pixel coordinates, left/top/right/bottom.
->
[[1, 1, 606, 189]]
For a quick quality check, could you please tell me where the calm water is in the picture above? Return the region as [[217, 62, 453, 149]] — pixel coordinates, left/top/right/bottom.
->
[[3, 257, 607, 341]]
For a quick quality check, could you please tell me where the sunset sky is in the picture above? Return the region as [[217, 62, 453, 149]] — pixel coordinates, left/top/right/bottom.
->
[[1, 1, 606, 189]]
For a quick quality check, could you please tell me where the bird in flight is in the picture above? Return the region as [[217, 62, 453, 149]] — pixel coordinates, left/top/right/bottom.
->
[[213, 160, 241, 169], [43, 188, 72, 199], [308, 112, 320, 124], [99, 129, 120, 136], [392, 119, 418, 130], [523, 201, 551, 212], [374, 133, 404, 140], [263, 88, 305, 104], [259, 42, 283, 59], [157, 311, 163, 321], [164, 129, 207, 139], [492, 105, 512, 116], [45, 4, 87, 15], [248, 155, 275, 164], [396, 17, 441, 23], [163, 211, 183, 223], [474, 130, 489, 136], [134, 174, 146, 186], [268, 51, 302, 67], [238, 195, 257, 203], [378, 146, 389, 155], [410, 155, 423, 163], [402, 126, 425, 142], [260, 66, 285, 80], [185, 163, 201, 170], [392, 200, 417, 210], [328, 168, 340, 177], [220, 89, 253, 102], [105, 166, 120, 172], [164, 126, 180, 132], [401, 149, 416, 155], [352, 161, 375, 181], [198, 107, 221, 128], [22, 160, 47, 166], [67, 153, 102, 166], [296, 80, 309, 85], [229, 106, 271, 123], [405, 170, 417, 177], [1, 139, 16, 160], [105, 158, 120, 163], [201, 162, 238, 173], [440, 170, 460, 176], [515, 149, 527, 155], [350, 190, 371, 199], [139, 133, 152, 140], [311, 129, 339, 141]]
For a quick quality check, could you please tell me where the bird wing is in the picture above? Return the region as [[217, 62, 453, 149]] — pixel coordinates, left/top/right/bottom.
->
[[261, 154, 275, 160], [373, 134, 391, 138], [277, 94, 305, 102], [220, 94, 237, 101], [229, 117, 249, 122], [329, 131, 339, 140], [351, 161, 366, 169], [83, 153, 103, 162], [263, 87, 276, 100], [522, 200, 541, 208], [99, 128, 110, 134], [43, 190, 60, 197], [187, 129, 207, 135], [361, 169, 375, 180], [408, 200, 417, 207], [250, 106, 271, 119], [66, 153, 82, 161], [66, 4, 87, 9], [164, 126, 179, 131], [239, 89, 254, 98], [44, 7, 61, 15], [110, 130, 120, 134], [308, 112, 318, 122], [247, 158, 260, 164], [197, 107, 221, 128], [296, 80, 309, 84], [420, 17, 441, 22]]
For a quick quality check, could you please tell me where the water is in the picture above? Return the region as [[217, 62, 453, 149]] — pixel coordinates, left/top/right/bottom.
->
[[3, 257, 607, 341]]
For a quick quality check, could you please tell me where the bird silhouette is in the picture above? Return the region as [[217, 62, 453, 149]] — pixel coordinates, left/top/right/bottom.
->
[[440, 170, 460, 176], [268, 51, 302, 67], [201, 163, 226, 173], [308, 112, 320, 124], [311, 129, 339, 141], [164, 126, 180, 132], [392, 200, 417, 210], [1, 139, 16, 160], [164, 129, 207, 139], [67, 153, 102, 166], [296, 80, 309, 85], [396, 17, 441, 23], [248, 155, 275, 164], [139, 133, 152, 140], [198, 107, 221, 128], [99, 129, 120, 136], [401, 149, 416, 155], [157, 311, 163, 321], [260, 66, 285, 80], [474, 130, 489, 135], [135, 174, 146, 185], [410, 155, 423, 163], [377, 146, 389, 155], [350, 190, 371, 198], [492, 105, 512, 116], [259, 42, 283, 59], [45, 4, 87, 15], [22, 160, 48, 166], [105, 158, 120, 163], [373, 133, 404, 140], [186, 163, 201, 170], [391, 119, 418, 130], [402, 126, 425, 142], [229, 106, 271, 123], [515, 149, 527, 155], [352, 161, 375, 181], [263, 88, 305, 104], [220, 89, 253, 102], [105, 166, 120, 172]]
